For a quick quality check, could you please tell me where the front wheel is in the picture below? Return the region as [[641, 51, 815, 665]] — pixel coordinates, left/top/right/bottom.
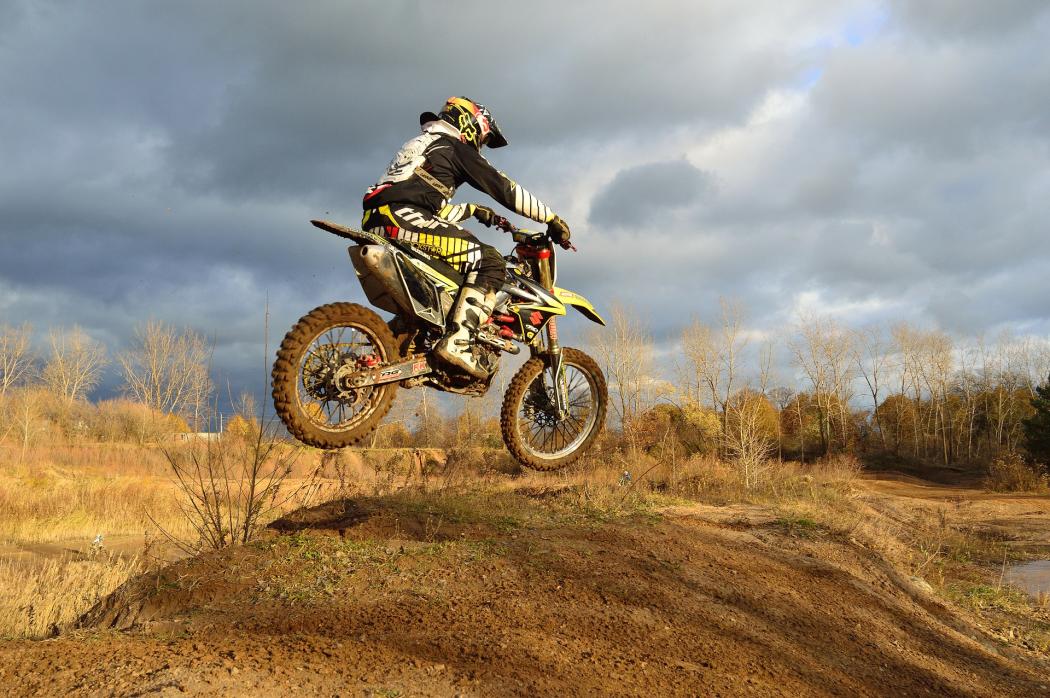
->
[[272, 302, 398, 449], [500, 347, 607, 471]]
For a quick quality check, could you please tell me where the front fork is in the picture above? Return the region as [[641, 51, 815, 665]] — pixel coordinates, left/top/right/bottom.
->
[[533, 256, 569, 419], [545, 319, 569, 419]]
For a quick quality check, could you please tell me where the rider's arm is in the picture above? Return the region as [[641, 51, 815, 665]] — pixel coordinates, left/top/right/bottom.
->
[[436, 203, 476, 223], [455, 142, 557, 224]]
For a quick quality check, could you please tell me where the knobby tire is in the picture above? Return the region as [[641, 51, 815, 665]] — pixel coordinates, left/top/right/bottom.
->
[[272, 302, 398, 449]]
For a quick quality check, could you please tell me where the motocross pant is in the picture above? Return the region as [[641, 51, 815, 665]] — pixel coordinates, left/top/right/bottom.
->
[[361, 204, 505, 293]]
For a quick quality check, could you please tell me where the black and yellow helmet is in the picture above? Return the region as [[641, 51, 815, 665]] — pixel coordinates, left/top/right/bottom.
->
[[419, 96, 508, 151]]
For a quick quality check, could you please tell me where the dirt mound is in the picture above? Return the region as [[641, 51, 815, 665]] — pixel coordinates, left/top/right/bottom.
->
[[1, 490, 1047, 696]]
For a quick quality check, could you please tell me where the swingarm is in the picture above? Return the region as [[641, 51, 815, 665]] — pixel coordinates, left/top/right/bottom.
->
[[344, 355, 431, 388]]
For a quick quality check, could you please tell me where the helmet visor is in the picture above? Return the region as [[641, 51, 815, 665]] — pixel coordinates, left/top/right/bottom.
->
[[478, 107, 507, 148]]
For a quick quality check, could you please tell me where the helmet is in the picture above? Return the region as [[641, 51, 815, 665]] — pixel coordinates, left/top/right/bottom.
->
[[419, 96, 508, 150]]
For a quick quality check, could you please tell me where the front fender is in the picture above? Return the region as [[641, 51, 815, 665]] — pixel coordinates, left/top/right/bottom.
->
[[552, 287, 606, 326]]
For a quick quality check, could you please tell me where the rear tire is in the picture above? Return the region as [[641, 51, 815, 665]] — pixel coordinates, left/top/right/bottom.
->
[[500, 347, 607, 471], [272, 302, 398, 449]]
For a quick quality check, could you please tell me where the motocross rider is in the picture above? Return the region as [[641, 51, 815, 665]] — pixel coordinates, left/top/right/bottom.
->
[[361, 96, 571, 379]]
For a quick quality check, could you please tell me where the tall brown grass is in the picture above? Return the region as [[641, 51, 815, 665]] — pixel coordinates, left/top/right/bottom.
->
[[0, 469, 191, 543], [0, 553, 141, 638], [0, 442, 193, 543]]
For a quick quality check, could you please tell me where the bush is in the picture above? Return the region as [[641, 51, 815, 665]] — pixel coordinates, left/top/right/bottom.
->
[[632, 403, 720, 458], [91, 400, 188, 444], [984, 452, 1048, 493]]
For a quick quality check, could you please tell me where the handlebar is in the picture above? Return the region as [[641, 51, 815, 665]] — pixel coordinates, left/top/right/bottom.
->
[[493, 216, 576, 251]]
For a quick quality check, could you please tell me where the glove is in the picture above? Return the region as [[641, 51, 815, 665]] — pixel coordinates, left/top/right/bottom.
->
[[547, 215, 572, 248], [472, 205, 499, 227]]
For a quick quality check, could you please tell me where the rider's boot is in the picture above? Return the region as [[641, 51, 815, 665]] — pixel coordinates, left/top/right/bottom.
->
[[434, 285, 495, 379]]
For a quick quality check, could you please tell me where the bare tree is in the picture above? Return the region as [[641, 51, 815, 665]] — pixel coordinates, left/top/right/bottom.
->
[[160, 402, 306, 552], [892, 322, 924, 457], [768, 385, 795, 461], [679, 319, 715, 409], [956, 341, 981, 461], [0, 323, 35, 397], [758, 339, 775, 396], [792, 315, 858, 454], [42, 326, 108, 404], [1015, 334, 1050, 398], [6, 388, 47, 463], [855, 324, 890, 450], [589, 302, 654, 442], [791, 315, 831, 454], [681, 298, 748, 455], [118, 320, 212, 423], [724, 389, 776, 490], [912, 329, 954, 464]]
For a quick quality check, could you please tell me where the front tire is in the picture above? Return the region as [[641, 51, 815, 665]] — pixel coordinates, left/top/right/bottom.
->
[[500, 347, 607, 471], [272, 302, 398, 449]]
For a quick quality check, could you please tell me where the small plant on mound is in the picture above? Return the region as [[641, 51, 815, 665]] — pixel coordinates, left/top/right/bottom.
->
[[983, 451, 1048, 493], [157, 397, 311, 553]]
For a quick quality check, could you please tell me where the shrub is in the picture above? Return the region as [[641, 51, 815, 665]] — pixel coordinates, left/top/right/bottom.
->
[[984, 451, 1048, 493]]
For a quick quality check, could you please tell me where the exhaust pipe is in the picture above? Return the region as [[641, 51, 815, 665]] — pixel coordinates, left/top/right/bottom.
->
[[349, 245, 413, 315]]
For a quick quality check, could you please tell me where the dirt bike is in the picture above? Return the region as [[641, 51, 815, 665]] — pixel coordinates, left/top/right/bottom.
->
[[271, 216, 608, 470]]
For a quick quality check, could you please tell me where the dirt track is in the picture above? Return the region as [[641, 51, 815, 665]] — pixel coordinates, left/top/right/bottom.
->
[[0, 484, 1048, 697]]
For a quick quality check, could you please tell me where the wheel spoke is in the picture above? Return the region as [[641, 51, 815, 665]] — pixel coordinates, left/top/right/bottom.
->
[[512, 358, 601, 459], [297, 322, 388, 430]]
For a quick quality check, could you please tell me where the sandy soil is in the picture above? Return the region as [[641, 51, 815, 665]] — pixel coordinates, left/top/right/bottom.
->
[[0, 482, 1048, 697]]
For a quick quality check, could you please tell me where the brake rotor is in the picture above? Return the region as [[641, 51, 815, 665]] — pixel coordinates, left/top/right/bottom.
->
[[302, 348, 378, 406], [523, 383, 558, 426], [302, 347, 341, 400]]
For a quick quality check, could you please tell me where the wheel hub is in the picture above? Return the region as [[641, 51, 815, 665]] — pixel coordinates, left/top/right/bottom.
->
[[524, 386, 558, 427], [304, 349, 377, 407]]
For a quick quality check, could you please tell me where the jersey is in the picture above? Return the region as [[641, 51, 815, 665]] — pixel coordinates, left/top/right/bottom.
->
[[363, 120, 556, 225]]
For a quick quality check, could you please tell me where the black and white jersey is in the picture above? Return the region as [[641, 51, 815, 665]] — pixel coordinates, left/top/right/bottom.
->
[[363, 121, 555, 224]]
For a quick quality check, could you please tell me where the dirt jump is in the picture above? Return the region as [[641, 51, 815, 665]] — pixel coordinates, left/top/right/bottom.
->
[[0, 480, 1047, 697]]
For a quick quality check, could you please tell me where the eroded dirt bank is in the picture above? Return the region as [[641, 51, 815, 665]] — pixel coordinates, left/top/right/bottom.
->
[[0, 486, 1047, 697]]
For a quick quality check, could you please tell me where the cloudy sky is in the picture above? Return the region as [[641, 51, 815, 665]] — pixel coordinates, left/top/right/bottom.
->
[[1, 0, 1048, 404]]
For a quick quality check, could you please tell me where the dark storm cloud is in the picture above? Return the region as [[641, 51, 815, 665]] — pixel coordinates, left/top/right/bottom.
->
[[589, 160, 714, 228], [160, 1, 832, 201], [1, 0, 1048, 405]]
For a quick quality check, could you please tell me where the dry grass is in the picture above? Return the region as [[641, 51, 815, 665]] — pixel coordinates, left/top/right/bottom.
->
[[0, 553, 142, 638], [2, 440, 1047, 652], [0, 443, 172, 478], [0, 443, 342, 544], [0, 443, 191, 542], [0, 469, 192, 543]]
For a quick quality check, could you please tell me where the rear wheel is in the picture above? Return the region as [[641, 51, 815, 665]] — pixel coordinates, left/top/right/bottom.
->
[[500, 347, 607, 471], [272, 302, 397, 449]]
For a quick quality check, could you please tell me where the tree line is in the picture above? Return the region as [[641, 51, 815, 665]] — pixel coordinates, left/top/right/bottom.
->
[[3, 309, 1049, 474], [589, 300, 1050, 471], [0, 320, 509, 452], [0, 321, 211, 451]]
